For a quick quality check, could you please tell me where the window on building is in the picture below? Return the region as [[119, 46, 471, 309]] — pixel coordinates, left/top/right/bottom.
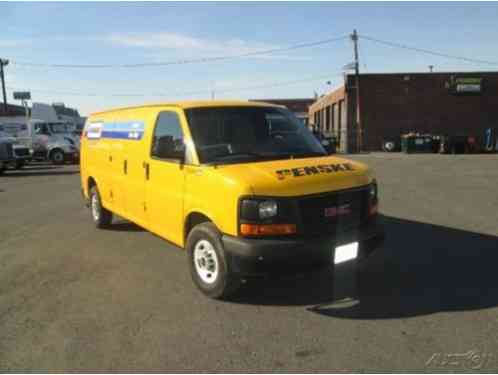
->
[[325, 106, 331, 133], [331, 104, 336, 134], [338, 100, 343, 144], [321, 109, 325, 132]]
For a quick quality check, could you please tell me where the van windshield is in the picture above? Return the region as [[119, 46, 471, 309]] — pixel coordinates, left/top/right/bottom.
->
[[185, 106, 326, 164]]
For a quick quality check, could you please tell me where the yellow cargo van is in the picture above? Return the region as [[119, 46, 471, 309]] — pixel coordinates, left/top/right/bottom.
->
[[80, 101, 384, 298]]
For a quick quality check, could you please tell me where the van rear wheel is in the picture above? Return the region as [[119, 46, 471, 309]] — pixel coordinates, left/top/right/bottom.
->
[[89, 186, 112, 228], [186, 222, 240, 299]]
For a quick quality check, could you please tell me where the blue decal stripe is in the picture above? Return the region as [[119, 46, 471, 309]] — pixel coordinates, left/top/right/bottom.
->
[[93, 120, 145, 140], [101, 131, 144, 140]]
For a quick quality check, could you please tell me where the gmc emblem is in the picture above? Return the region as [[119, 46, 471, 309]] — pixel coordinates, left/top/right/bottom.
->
[[324, 204, 352, 217]]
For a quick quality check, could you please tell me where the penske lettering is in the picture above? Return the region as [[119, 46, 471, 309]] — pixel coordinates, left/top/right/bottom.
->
[[276, 163, 355, 180]]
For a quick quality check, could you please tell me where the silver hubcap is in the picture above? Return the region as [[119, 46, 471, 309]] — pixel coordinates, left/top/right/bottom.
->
[[193, 239, 219, 284], [54, 152, 63, 162], [91, 193, 100, 221]]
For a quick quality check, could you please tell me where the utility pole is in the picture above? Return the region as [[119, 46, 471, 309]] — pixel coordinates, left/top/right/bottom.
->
[[351, 30, 362, 153], [0, 58, 9, 114]]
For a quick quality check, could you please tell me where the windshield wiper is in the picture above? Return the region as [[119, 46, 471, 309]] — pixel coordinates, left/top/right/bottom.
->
[[209, 152, 284, 165], [277, 151, 327, 159], [213, 152, 267, 160], [208, 151, 326, 165]]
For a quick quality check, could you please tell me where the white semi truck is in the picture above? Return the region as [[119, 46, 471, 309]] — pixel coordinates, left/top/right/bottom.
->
[[30, 120, 79, 164], [0, 120, 79, 166]]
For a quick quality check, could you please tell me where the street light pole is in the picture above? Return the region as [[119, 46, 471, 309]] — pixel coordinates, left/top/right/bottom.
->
[[0, 58, 9, 114], [351, 30, 362, 153]]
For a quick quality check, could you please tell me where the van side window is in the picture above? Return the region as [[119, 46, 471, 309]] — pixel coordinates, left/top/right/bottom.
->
[[151, 111, 185, 160]]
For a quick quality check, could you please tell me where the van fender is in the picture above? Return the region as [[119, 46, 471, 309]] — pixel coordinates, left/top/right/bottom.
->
[[184, 208, 223, 243]]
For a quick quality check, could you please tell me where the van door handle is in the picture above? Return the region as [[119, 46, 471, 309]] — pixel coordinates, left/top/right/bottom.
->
[[123, 160, 127, 175], [143, 162, 149, 180]]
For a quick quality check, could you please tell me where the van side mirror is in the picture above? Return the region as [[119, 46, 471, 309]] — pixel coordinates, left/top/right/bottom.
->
[[153, 135, 186, 162], [321, 137, 336, 154]]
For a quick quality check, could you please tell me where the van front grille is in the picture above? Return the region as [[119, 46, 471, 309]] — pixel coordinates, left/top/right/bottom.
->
[[298, 187, 369, 236]]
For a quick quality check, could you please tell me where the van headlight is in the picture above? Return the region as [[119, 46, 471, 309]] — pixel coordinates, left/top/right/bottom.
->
[[369, 180, 378, 200], [258, 200, 278, 219], [240, 198, 279, 221], [368, 179, 379, 216]]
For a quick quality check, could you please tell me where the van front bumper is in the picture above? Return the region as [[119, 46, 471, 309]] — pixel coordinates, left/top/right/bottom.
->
[[222, 220, 384, 277]]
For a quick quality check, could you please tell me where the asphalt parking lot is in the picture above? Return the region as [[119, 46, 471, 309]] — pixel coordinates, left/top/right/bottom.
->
[[1, 153, 498, 372]]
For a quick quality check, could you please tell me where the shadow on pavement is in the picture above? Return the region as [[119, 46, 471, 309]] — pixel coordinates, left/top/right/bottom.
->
[[3, 169, 79, 177], [18, 165, 62, 171], [231, 215, 498, 319], [104, 221, 145, 232]]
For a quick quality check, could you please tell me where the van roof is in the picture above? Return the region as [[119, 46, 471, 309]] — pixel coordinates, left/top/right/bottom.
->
[[90, 100, 285, 116]]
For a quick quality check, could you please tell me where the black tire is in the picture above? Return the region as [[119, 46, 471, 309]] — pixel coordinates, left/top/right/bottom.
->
[[50, 149, 65, 165], [0, 167, 5, 176], [186, 222, 240, 299], [14, 160, 25, 170], [89, 185, 113, 228]]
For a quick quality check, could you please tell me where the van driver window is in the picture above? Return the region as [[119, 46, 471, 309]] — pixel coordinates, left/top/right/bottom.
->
[[151, 111, 184, 160]]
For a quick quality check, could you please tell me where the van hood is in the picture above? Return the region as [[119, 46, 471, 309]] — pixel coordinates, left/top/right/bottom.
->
[[214, 155, 373, 197]]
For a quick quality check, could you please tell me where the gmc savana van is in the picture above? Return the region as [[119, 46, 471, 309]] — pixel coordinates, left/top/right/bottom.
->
[[80, 101, 384, 298]]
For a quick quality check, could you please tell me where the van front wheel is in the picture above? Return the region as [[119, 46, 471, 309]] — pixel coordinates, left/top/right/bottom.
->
[[89, 186, 112, 228], [186, 222, 240, 299]]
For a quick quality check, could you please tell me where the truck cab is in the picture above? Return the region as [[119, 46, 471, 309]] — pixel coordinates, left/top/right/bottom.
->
[[30, 120, 79, 164]]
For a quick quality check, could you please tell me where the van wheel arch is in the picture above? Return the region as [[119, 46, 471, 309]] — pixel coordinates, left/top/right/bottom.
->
[[88, 176, 97, 192], [87, 176, 98, 202], [184, 212, 213, 244]]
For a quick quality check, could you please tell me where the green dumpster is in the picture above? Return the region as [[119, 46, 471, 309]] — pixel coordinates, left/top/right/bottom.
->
[[401, 134, 436, 153]]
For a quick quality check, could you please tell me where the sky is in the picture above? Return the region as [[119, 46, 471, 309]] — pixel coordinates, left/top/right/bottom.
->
[[2, 2, 498, 115]]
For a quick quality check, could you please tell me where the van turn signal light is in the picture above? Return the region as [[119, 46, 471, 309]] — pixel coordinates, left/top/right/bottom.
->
[[240, 223, 296, 236]]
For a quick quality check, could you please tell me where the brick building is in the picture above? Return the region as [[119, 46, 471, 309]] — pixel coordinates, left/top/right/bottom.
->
[[309, 72, 498, 152]]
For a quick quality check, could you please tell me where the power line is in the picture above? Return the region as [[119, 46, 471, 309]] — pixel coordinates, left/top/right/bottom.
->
[[11, 35, 349, 69], [215, 73, 343, 94], [359, 34, 498, 67], [6, 72, 342, 98], [5, 85, 207, 98]]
